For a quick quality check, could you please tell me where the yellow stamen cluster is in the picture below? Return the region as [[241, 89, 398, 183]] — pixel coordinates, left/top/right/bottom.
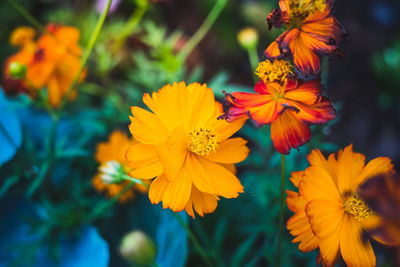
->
[[255, 60, 293, 84], [289, 0, 327, 27], [9, 27, 36, 47], [344, 194, 374, 221], [187, 128, 218, 156]]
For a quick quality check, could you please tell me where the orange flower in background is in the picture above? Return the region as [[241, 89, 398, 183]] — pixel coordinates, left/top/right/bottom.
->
[[126, 82, 249, 218], [286, 145, 395, 267], [3, 24, 85, 107], [92, 131, 148, 203], [224, 70, 336, 154], [265, 0, 345, 75]]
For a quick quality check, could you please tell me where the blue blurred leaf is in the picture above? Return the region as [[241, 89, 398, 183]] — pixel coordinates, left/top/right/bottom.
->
[[0, 91, 22, 167], [0, 198, 109, 267], [36, 226, 109, 267], [156, 211, 188, 267]]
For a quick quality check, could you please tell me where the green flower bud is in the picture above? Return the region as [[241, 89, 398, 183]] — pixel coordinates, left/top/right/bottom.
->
[[237, 27, 259, 50], [119, 230, 157, 266], [8, 61, 27, 79]]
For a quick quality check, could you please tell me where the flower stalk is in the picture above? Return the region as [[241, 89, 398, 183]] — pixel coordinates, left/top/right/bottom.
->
[[277, 153, 285, 266]]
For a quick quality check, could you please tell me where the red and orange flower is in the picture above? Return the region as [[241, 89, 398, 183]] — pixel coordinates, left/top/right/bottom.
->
[[224, 66, 336, 154], [265, 0, 345, 75], [3, 24, 85, 107]]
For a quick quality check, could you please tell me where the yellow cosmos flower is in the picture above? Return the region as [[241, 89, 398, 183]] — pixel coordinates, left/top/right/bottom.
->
[[126, 82, 249, 218], [92, 131, 148, 203], [286, 144, 395, 267]]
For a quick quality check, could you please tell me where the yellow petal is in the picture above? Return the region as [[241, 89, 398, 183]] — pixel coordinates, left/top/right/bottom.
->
[[129, 161, 163, 179], [191, 186, 218, 217], [126, 143, 158, 168], [149, 175, 169, 204], [212, 117, 247, 141], [197, 157, 244, 198], [357, 157, 394, 187], [157, 127, 187, 182], [337, 144, 365, 195], [161, 161, 193, 212], [205, 137, 249, 164], [340, 215, 376, 267], [187, 83, 216, 125], [306, 199, 344, 238], [300, 166, 341, 202], [129, 107, 168, 145], [186, 153, 215, 194]]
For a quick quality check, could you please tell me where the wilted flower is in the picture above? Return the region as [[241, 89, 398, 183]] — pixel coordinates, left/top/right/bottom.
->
[[119, 230, 157, 266], [126, 82, 249, 218], [224, 76, 335, 154], [286, 144, 395, 267], [3, 24, 86, 106], [92, 131, 148, 203], [265, 0, 345, 75]]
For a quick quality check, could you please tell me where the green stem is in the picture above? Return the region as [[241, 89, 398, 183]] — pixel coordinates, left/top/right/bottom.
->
[[112, 0, 148, 53], [173, 213, 213, 267], [57, 0, 113, 115], [277, 153, 286, 266], [179, 0, 227, 61], [6, 0, 46, 32], [27, 0, 113, 198], [247, 46, 259, 83], [122, 175, 150, 189], [89, 182, 136, 220]]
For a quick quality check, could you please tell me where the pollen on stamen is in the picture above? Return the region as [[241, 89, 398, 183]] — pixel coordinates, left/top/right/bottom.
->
[[187, 128, 218, 156], [344, 194, 374, 221], [255, 59, 293, 84]]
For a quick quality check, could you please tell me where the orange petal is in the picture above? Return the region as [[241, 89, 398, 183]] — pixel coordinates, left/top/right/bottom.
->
[[337, 144, 366, 195], [284, 79, 320, 105], [339, 215, 376, 267], [300, 166, 341, 202], [149, 175, 169, 205], [288, 31, 321, 75], [212, 117, 247, 141], [197, 157, 244, 198], [307, 149, 337, 184], [205, 137, 249, 164], [185, 153, 214, 194], [270, 109, 311, 154], [129, 161, 163, 179], [190, 186, 218, 217], [289, 171, 305, 187], [287, 209, 319, 252], [357, 157, 394, 188], [288, 96, 336, 125], [264, 41, 282, 59], [126, 143, 158, 168]]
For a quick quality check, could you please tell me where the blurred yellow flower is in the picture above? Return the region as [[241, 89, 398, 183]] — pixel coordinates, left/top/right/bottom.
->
[[126, 82, 249, 218], [92, 131, 148, 203], [3, 24, 86, 106], [286, 144, 395, 267]]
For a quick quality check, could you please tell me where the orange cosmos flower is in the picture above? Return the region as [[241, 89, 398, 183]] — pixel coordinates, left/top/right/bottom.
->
[[3, 24, 85, 107], [125, 82, 249, 218], [265, 0, 345, 75], [286, 144, 395, 267], [92, 131, 148, 203], [224, 63, 335, 154]]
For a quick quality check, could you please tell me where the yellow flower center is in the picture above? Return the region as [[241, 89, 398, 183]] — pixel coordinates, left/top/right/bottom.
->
[[344, 194, 374, 221], [255, 60, 293, 84], [187, 128, 218, 156], [289, 0, 326, 28]]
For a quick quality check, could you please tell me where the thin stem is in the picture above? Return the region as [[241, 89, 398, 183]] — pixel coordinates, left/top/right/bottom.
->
[[27, 0, 113, 198], [112, 0, 148, 53], [179, 0, 227, 61], [6, 0, 46, 32], [57, 0, 113, 115], [89, 182, 136, 220], [173, 213, 213, 267], [277, 153, 286, 266], [122, 175, 149, 189], [247, 46, 259, 83]]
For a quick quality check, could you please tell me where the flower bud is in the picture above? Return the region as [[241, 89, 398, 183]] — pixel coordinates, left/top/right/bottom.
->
[[8, 62, 27, 79], [119, 230, 157, 266], [98, 160, 125, 184], [237, 27, 258, 50]]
